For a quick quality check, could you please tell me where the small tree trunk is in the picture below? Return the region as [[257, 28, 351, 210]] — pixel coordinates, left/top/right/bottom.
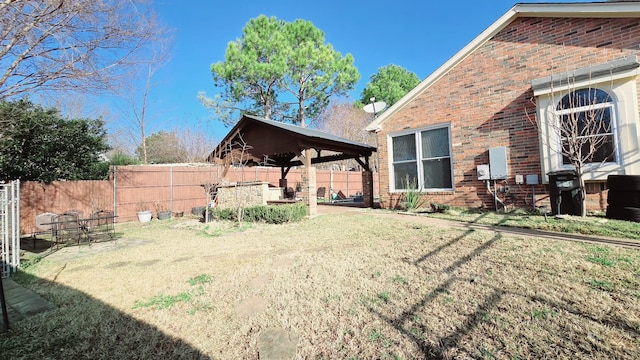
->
[[575, 164, 587, 217]]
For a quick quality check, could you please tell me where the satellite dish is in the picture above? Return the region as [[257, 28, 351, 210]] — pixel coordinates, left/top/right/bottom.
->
[[363, 101, 387, 114]]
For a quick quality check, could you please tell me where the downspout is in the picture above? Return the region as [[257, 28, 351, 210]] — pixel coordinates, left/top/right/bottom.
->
[[372, 126, 382, 208]]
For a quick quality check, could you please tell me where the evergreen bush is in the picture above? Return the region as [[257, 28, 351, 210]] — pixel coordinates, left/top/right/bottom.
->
[[208, 203, 307, 224]]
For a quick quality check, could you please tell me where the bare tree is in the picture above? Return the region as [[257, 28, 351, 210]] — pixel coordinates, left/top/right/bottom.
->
[[175, 126, 217, 163], [107, 128, 135, 158], [316, 100, 375, 145], [316, 99, 377, 170], [530, 80, 616, 217], [0, 0, 163, 100], [207, 133, 258, 226], [42, 92, 114, 121], [121, 44, 171, 164]]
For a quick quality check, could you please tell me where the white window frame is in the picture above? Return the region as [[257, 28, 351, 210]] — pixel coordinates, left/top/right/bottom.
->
[[554, 90, 620, 169], [533, 61, 640, 183], [388, 124, 454, 192]]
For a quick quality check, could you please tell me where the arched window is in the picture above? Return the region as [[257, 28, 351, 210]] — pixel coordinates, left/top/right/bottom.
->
[[556, 88, 616, 165]]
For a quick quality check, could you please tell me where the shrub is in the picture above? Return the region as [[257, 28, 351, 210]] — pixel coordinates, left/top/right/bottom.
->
[[402, 175, 426, 210], [109, 152, 140, 165], [208, 203, 307, 224], [430, 202, 450, 212]]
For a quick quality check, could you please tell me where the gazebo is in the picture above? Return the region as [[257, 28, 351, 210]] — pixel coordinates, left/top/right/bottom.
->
[[207, 114, 377, 215]]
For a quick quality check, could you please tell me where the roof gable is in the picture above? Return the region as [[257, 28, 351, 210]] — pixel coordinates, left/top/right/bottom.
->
[[365, 1, 640, 132], [209, 114, 376, 168]]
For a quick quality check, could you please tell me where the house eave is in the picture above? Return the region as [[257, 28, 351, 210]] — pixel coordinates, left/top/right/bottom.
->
[[365, 1, 640, 133], [531, 55, 640, 96]]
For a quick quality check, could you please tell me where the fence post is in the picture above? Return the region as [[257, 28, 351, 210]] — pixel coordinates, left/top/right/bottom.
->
[[0, 274, 9, 332], [330, 169, 334, 201], [112, 166, 117, 222], [170, 165, 174, 212], [346, 171, 350, 197]]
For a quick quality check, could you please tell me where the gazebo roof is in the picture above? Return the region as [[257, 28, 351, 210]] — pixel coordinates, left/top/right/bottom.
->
[[208, 114, 376, 169]]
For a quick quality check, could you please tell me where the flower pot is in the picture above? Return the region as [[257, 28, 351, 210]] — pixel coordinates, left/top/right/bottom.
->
[[174, 211, 184, 218], [157, 210, 172, 220], [137, 210, 152, 223], [192, 206, 205, 215]]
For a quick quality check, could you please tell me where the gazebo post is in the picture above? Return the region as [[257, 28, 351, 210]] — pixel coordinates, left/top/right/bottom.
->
[[298, 148, 317, 216], [355, 155, 375, 208]]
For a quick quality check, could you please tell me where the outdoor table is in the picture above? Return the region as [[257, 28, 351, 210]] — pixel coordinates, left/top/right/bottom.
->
[[42, 213, 117, 247]]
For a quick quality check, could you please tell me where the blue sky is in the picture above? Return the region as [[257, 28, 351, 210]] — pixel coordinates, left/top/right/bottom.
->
[[139, 0, 584, 142]]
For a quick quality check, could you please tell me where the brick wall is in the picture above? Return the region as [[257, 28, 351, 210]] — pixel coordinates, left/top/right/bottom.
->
[[377, 16, 640, 212]]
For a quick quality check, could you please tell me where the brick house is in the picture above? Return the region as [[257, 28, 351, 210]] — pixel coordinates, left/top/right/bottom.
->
[[366, 1, 640, 212]]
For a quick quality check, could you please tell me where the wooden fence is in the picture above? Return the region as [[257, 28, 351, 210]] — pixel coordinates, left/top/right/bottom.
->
[[19, 164, 379, 235]]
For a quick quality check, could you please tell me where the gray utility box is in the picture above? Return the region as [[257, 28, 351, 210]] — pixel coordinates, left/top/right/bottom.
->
[[489, 146, 507, 180]]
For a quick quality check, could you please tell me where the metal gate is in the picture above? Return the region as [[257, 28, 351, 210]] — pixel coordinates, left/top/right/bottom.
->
[[1, 180, 20, 278]]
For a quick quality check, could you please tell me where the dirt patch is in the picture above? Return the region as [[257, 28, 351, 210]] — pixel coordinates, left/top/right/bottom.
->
[[65, 264, 95, 272], [105, 261, 131, 269], [136, 259, 161, 267], [248, 274, 272, 290], [237, 296, 268, 318]]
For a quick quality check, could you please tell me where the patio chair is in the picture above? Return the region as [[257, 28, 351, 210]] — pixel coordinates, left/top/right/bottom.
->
[[53, 214, 81, 245], [89, 210, 116, 241], [284, 187, 296, 200], [31, 212, 58, 250], [317, 187, 327, 199]]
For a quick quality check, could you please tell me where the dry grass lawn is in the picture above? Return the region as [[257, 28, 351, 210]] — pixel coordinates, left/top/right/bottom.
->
[[2, 206, 640, 359]]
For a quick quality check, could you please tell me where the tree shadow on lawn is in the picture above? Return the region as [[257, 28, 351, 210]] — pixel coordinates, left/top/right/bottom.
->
[[370, 230, 638, 359], [0, 271, 210, 359]]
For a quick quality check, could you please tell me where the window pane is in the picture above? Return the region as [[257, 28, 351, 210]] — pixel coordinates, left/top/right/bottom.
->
[[394, 162, 418, 190], [591, 135, 615, 162], [561, 135, 615, 164], [558, 88, 611, 109], [392, 134, 416, 162], [422, 158, 452, 189], [421, 127, 449, 159], [561, 108, 611, 135]]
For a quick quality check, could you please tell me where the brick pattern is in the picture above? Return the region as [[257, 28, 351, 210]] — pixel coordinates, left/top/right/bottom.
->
[[362, 171, 374, 207], [377, 16, 640, 211], [216, 181, 274, 209], [301, 167, 317, 216]]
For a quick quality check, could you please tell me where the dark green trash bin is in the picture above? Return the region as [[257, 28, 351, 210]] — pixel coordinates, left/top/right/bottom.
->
[[547, 170, 583, 216]]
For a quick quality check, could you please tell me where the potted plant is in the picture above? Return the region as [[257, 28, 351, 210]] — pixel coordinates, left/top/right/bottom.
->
[[154, 200, 172, 220], [136, 202, 152, 223]]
